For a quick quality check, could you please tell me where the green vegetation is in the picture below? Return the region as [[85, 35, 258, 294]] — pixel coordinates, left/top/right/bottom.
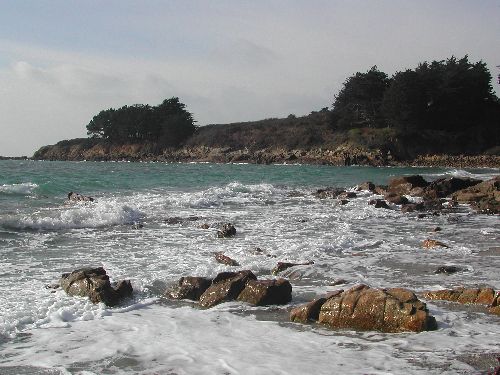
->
[[86, 97, 196, 146]]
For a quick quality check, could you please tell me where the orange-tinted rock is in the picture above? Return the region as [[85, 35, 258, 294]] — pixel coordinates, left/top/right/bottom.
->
[[424, 287, 497, 306], [422, 239, 449, 249], [237, 278, 292, 306], [290, 298, 327, 323], [318, 285, 436, 333], [214, 252, 240, 266], [388, 175, 429, 195]]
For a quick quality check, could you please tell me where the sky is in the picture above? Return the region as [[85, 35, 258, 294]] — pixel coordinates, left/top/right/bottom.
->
[[0, 0, 499, 156]]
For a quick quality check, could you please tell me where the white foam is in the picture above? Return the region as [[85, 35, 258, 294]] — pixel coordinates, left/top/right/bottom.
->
[[0, 182, 38, 195]]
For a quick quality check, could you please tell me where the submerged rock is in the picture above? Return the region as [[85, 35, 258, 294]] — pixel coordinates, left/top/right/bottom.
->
[[214, 252, 240, 266], [368, 199, 390, 209], [59, 267, 132, 306], [217, 223, 237, 238], [67, 191, 94, 202], [435, 265, 461, 274], [271, 261, 314, 275], [422, 239, 449, 249], [317, 285, 437, 333], [314, 187, 345, 199]]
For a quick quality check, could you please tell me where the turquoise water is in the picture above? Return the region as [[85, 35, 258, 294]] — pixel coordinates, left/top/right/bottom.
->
[[0, 160, 499, 374]]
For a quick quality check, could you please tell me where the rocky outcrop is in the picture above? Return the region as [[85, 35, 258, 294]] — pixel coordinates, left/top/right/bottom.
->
[[423, 287, 500, 316], [423, 177, 482, 199], [291, 285, 437, 333], [59, 267, 132, 306], [388, 175, 429, 196], [451, 176, 500, 214], [237, 279, 292, 306], [164, 276, 211, 301], [199, 270, 257, 308]]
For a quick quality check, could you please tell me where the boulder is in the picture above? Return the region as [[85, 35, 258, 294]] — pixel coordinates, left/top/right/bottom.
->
[[165, 276, 212, 301], [67, 191, 94, 202], [423, 287, 497, 306], [290, 297, 327, 323], [422, 239, 449, 249], [368, 199, 390, 209], [199, 270, 256, 308], [384, 193, 409, 205], [318, 285, 437, 333], [217, 223, 237, 238], [314, 187, 345, 199], [356, 181, 376, 192], [214, 252, 240, 266], [388, 175, 429, 195], [271, 261, 314, 275], [424, 177, 483, 199], [59, 267, 132, 306], [451, 177, 500, 214], [237, 278, 292, 306]]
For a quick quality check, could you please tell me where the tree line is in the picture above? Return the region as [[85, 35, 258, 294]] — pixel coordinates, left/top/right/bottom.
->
[[331, 56, 499, 138], [86, 97, 196, 146]]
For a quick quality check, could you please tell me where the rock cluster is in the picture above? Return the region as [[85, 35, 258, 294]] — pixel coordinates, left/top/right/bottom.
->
[[165, 270, 292, 309], [291, 285, 437, 333], [59, 267, 133, 306], [424, 287, 500, 315]]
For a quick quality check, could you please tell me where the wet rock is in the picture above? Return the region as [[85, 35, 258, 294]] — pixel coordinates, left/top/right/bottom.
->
[[368, 199, 390, 209], [165, 276, 212, 301], [384, 193, 409, 205], [165, 217, 184, 225], [59, 267, 132, 306], [217, 223, 237, 238], [339, 191, 357, 199], [424, 177, 483, 199], [200, 223, 210, 229], [424, 287, 498, 307], [451, 176, 500, 214], [199, 270, 256, 308], [435, 266, 461, 274], [401, 203, 424, 213], [67, 191, 94, 202], [271, 261, 314, 275], [431, 226, 442, 232], [290, 298, 327, 323], [237, 278, 292, 306], [339, 199, 349, 205], [373, 185, 388, 195], [356, 181, 376, 192], [318, 285, 437, 333], [214, 252, 240, 266], [388, 175, 429, 196], [417, 213, 427, 219], [422, 239, 449, 249], [131, 223, 144, 229], [314, 187, 345, 199]]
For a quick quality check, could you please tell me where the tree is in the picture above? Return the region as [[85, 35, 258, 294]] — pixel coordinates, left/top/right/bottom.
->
[[331, 66, 390, 129]]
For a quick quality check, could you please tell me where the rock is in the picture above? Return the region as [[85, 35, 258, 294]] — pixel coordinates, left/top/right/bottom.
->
[[318, 285, 437, 333], [451, 176, 500, 214], [290, 298, 327, 323], [373, 185, 388, 195], [339, 199, 349, 205], [431, 226, 442, 232], [368, 199, 390, 209], [424, 177, 483, 199], [200, 223, 210, 229], [217, 223, 237, 238], [314, 187, 345, 199], [424, 287, 498, 307], [237, 278, 292, 306], [67, 191, 94, 202], [356, 181, 376, 192], [214, 252, 240, 266], [59, 267, 132, 306], [199, 270, 256, 308], [271, 261, 314, 275], [384, 193, 409, 205], [422, 239, 449, 249], [131, 223, 144, 229], [435, 266, 461, 274], [417, 213, 427, 219], [401, 203, 424, 213], [388, 175, 429, 195], [165, 217, 183, 225], [339, 191, 357, 199], [165, 276, 212, 301]]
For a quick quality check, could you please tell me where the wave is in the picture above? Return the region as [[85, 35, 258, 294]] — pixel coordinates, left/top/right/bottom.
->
[[423, 168, 499, 181], [0, 199, 144, 231], [0, 182, 38, 195]]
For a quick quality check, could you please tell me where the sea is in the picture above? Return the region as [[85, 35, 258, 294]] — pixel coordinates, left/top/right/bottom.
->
[[0, 160, 498, 375]]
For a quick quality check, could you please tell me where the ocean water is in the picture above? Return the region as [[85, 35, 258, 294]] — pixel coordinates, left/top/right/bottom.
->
[[0, 160, 498, 374]]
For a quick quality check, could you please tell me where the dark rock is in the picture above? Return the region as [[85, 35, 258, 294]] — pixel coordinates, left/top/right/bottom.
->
[[384, 193, 409, 205], [318, 285, 437, 333], [290, 298, 327, 323], [435, 266, 461, 274], [67, 191, 94, 202], [217, 223, 237, 238], [199, 270, 257, 308], [165, 276, 212, 301], [314, 187, 344, 199], [388, 175, 429, 195], [339, 191, 357, 199], [424, 177, 483, 199], [356, 181, 376, 192], [165, 217, 184, 225], [131, 223, 144, 229], [339, 199, 349, 205], [237, 278, 292, 306], [369, 199, 390, 209], [200, 223, 210, 229], [59, 267, 132, 306], [417, 213, 427, 219], [214, 252, 240, 266], [271, 261, 314, 275], [401, 203, 424, 213]]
